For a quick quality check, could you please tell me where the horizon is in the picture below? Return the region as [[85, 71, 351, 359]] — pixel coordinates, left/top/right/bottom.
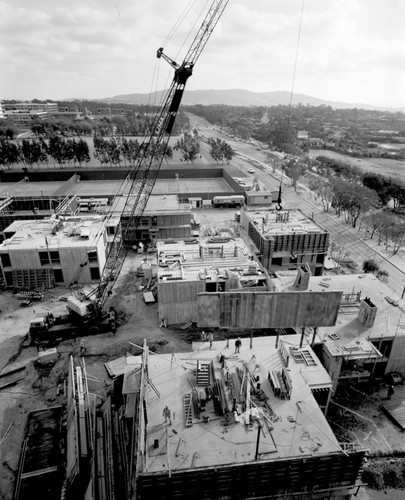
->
[[2, 1, 404, 109], [3, 88, 404, 113]]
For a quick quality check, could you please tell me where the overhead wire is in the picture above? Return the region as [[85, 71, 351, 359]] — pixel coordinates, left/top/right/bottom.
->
[[277, 0, 305, 210], [285, 0, 305, 150]]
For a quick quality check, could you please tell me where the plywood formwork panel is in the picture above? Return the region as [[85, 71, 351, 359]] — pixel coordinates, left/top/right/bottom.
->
[[137, 450, 365, 500], [197, 290, 342, 329], [158, 280, 205, 324], [159, 280, 205, 304]]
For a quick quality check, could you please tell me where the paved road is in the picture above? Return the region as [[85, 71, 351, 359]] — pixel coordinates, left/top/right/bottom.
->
[[191, 117, 405, 299]]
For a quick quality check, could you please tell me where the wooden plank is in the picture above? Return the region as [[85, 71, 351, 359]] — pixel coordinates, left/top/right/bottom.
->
[[0, 366, 26, 389]]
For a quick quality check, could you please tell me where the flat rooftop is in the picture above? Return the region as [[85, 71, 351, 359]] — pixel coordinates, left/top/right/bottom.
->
[[109, 194, 190, 216], [0, 177, 234, 200], [123, 335, 342, 475], [157, 237, 267, 284], [0, 215, 118, 251], [274, 272, 405, 343], [247, 209, 327, 236]]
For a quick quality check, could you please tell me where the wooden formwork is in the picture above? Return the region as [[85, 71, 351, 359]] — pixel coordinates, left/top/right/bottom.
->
[[136, 450, 365, 500], [197, 290, 343, 329]]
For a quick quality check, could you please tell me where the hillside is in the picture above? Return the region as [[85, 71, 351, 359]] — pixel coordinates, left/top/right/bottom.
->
[[100, 89, 403, 112]]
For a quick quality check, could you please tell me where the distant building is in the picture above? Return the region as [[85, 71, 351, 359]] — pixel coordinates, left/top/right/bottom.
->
[[2, 101, 58, 125], [245, 190, 278, 206]]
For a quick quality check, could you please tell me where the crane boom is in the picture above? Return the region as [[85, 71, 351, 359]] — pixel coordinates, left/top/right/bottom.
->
[[95, 0, 229, 307]]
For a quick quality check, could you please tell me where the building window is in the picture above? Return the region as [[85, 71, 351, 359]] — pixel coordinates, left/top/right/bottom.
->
[[140, 218, 149, 226], [205, 282, 216, 292], [88, 250, 98, 263], [1, 253, 11, 267], [49, 251, 60, 264], [107, 226, 116, 235], [90, 267, 100, 280], [316, 253, 325, 264], [53, 269, 64, 283], [39, 251, 50, 266]]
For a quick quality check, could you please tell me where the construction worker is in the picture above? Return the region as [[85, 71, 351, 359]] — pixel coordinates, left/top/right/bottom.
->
[[207, 332, 214, 349], [387, 384, 395, 400], [235, 337, 242, 354], [79, 339, 86, 355], [162, 405, 172, 425], [160, 315, 167, 328], [201, 331, 207, 342]]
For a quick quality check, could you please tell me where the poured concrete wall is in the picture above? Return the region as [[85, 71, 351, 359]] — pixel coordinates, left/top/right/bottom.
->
[[197, 290, 342, 329]]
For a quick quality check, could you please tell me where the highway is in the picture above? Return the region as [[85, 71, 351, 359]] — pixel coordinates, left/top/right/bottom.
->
[[191, 116, 405, 299]]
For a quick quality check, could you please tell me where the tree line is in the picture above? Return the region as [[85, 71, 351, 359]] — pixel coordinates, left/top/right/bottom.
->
[[306, 156, 405, 255], [0, 131, 234, 169], [0, 137, 90, 169]]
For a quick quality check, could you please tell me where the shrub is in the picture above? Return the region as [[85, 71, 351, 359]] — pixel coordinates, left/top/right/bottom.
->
[[362, 258, 379, 273]]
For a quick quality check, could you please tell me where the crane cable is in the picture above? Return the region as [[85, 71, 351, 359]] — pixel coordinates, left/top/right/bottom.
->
[[149, 0, 200, 112], [152, 0, 209, 112], [162, 0, 198, 48], [173, 0, 210, 62], [277, 0, 305, 211]]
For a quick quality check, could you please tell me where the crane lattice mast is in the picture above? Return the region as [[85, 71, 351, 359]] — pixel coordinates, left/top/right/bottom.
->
[[95, 0, 229, 307]]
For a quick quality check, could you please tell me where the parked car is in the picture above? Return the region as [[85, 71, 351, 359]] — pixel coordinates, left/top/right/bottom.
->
[[248, 168, 255, 173]]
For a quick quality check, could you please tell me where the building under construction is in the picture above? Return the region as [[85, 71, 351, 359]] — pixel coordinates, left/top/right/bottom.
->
[[156, 236, 270, 325], [242, 208, 329, 276], [0, 215, 119, 289], [57, 337, 365, 500], [274, 271, 404, 390]]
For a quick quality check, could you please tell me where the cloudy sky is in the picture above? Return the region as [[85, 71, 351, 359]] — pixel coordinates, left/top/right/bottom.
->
[[1, 0, 404, 108]]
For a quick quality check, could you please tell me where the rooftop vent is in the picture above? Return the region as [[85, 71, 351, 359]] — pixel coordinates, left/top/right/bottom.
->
[[293, 263, 311, 290], [358, 297, 377, 327]]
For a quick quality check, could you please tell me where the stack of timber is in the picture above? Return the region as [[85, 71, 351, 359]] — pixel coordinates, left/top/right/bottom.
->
[[210, 358, 231, 416]]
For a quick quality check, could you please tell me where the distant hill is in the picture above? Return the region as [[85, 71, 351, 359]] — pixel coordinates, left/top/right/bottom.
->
[[99, 89, 402, 112]]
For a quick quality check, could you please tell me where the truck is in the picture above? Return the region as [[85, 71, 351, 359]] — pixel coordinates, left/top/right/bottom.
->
[[29, 296, 116, 345]]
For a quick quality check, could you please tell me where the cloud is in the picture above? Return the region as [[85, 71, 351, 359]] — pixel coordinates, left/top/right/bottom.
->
[[1, 0, 404, 107]]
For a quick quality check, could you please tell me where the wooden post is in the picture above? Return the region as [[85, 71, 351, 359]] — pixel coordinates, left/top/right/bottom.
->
[[300, 326, 305, 348], [255, 425, 262, 460], [250, 329, 253, 349], [311, 326, 318, 346]]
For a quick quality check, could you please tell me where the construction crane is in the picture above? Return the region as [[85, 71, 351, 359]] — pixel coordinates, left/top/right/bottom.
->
[[74, 0, 229, 325]]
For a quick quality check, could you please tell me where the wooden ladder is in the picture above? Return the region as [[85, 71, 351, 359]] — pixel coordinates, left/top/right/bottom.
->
[[183, 393, 193, 427], [301, 349, 317, 366], [196, 361, 210, 386]]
